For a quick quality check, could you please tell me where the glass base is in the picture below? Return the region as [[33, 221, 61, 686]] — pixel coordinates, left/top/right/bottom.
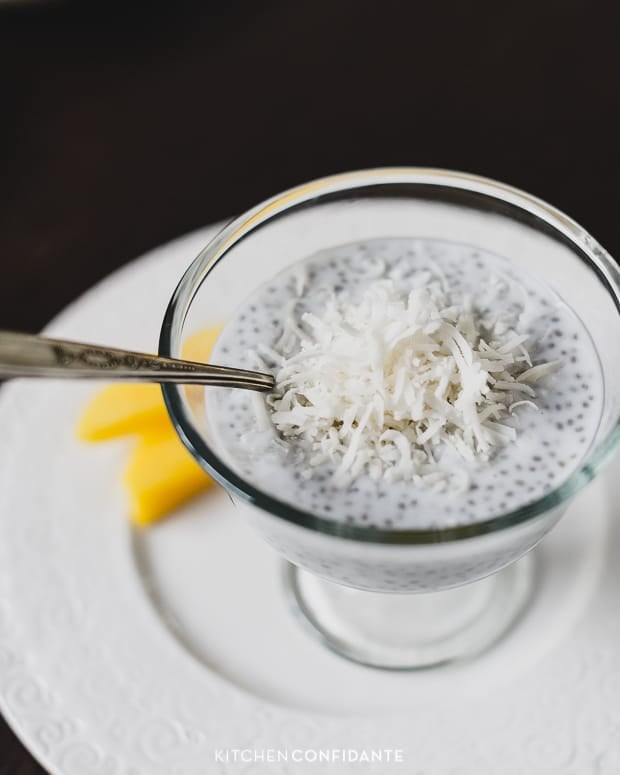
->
[[284, 554, 535, 669]]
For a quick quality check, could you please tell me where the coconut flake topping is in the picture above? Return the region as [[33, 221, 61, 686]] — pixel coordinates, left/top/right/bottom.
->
[[258, 275, 562, 489]]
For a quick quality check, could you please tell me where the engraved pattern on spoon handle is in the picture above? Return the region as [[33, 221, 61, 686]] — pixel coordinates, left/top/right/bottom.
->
[[0, 331, 275, 391]]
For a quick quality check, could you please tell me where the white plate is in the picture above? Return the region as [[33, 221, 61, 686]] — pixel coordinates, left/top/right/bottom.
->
[[1, 225, 619, 775]]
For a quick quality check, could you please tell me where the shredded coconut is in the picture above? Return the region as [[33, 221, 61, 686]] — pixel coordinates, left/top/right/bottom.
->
[[258, 277, 562, 489]]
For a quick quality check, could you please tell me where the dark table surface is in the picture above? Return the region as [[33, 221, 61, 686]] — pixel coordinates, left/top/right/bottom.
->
[[1, 1, 619, 772]]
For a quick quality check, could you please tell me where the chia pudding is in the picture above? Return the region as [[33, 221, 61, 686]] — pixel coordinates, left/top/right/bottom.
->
[[206, 238, 604, 530]]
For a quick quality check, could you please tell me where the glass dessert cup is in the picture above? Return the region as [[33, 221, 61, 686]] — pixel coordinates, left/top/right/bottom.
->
[[160, 169, 620, 669]]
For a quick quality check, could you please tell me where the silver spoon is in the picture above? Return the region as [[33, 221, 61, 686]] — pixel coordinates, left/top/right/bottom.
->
[[0, 331, 275, 392]]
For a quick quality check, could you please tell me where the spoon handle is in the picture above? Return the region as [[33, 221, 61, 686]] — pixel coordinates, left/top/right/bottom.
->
[[0, 331, 275, 392]]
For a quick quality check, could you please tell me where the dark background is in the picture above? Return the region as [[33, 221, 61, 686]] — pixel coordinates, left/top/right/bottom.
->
[[1, 0, 618, 771]]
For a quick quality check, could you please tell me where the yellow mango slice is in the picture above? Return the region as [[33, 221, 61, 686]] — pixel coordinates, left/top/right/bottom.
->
[[76, 326, 223, 525], [181, 326, 222, 362], [181, 326, 223, 409], [77, 383, 170, 441], [76, 326, 222, 442], [123, 426, 214, 526]]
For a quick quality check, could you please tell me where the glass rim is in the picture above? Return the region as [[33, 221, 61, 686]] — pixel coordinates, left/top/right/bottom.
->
[[160, 167, 620, 545]]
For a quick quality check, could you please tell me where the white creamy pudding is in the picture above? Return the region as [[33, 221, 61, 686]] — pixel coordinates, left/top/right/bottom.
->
[[206, 238, 604, 529]]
